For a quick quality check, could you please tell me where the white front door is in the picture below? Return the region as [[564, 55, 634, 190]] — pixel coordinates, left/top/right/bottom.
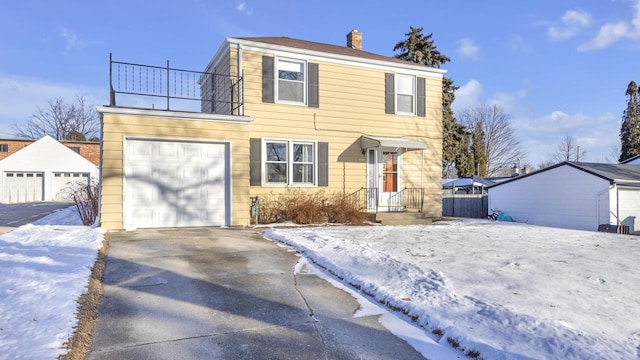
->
[[366, 148, 402, 211]]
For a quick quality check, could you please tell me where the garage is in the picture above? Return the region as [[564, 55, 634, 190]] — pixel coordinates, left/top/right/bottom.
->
[[2, 171, 44, 203], [52, 172, 90, 201], [124, 138, 230, 229]]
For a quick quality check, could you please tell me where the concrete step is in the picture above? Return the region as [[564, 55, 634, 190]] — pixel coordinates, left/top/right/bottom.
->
[[374, 212, 432, 226]]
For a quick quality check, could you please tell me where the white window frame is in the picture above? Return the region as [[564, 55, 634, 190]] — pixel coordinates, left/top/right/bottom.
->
[[275, 57, 307, 105], [262, 138, 318, 187], [395, 73, 416, 115]]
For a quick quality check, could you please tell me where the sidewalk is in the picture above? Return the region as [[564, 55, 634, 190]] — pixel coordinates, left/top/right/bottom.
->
[[87, 227, 427, 359]]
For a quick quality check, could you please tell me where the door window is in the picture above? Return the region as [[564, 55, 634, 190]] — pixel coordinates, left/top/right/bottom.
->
[[382, 151, 397, 192]]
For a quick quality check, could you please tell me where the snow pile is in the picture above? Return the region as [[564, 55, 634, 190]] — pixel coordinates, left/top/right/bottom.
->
[[265, 220, 640, 359], [0, 206, 105, 359]]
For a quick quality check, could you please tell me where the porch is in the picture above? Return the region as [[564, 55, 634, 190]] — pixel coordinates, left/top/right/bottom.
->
[[349, 187, 432, 225]]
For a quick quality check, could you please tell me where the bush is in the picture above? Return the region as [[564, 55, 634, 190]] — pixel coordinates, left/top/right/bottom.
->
[[60, 180, 99, 226], [258, 189, 367, 225]]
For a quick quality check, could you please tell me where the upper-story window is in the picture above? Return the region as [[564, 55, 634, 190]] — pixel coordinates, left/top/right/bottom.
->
[[262, 56, 319, 108], [395, 74, 415, 115], [385, 73, 426, 117], [0, 144, 8, 152], [69, 146, 80, 154], [277, 58, 306, 104]]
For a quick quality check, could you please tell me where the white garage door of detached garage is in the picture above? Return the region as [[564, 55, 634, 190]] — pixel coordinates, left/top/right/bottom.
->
[[124, 138, 231, 229], [3, 171, 44, 203]]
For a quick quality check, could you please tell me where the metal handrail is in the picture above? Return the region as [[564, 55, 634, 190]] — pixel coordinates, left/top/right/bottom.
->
[[387, 187, 424, 212], [109, 53, 243, 115], [349, 187, 379, 211]]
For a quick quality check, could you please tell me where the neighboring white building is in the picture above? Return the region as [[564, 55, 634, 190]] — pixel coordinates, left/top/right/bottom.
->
[[488, 162, 640, 232], [0, 136, 99, 203], [621, 155, 640, 165]]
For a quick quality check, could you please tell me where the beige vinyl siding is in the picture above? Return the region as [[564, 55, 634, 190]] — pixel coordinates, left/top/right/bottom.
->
[[236, 47, 442, 214], [100, 110, 250, 230]]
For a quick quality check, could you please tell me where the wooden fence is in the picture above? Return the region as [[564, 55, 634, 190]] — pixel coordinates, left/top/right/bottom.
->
[[442, 194, 488, 218]]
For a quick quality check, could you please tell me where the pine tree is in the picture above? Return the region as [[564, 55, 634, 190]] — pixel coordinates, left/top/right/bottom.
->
[[620, 81, 640, 162], [471, 124, 488, 176], [393, 26, 465, 176]]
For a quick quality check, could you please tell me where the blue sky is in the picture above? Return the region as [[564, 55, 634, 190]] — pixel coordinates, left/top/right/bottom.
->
[[1, 0, 639, 166]]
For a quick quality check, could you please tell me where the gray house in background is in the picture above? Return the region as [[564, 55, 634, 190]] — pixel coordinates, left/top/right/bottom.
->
[[488, 162, 640, 232]]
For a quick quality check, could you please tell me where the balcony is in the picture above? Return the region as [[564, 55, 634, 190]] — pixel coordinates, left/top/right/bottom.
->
[[108, 54, 243, 116]]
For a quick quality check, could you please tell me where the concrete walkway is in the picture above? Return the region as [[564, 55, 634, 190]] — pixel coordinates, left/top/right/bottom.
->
[[88, 228, 426, 359]]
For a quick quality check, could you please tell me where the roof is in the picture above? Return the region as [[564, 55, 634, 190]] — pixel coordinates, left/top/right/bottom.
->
[[488, 161, 640, 188], [442, 175, 495, 188], [620, 154, 640, 164], [233, 36, 446, 73], [360, 135, 427, 151]]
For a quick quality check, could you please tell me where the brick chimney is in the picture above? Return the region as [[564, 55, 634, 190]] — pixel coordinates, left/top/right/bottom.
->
[[346, 30, 362, 50]]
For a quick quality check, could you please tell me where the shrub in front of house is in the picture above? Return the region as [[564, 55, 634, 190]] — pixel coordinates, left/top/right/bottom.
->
[[259, 189, 367, 225]]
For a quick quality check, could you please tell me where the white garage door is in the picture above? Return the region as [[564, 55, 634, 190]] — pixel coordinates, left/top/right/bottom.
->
[[52, 172, 90, 201], [124, 138, 229, 229], [3, 172, 44, 203]]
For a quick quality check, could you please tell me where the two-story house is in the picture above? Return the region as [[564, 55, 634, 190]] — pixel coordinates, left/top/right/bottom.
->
[[98, 30, 445, 230]]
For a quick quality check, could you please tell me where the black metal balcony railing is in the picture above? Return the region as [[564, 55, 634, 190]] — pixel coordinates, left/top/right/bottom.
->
[[109, 53, 243, 115]]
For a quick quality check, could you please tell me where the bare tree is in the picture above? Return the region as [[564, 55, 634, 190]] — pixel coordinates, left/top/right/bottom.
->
[[550, 134, 587, 163], [459, 104, 526, 176], [13, 95, 100, 141]]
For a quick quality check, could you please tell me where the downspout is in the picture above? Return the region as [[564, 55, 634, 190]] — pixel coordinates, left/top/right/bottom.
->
[[236, 43, 244, 116], [616, 184, 620, 227], [596, 185, 614, 225]]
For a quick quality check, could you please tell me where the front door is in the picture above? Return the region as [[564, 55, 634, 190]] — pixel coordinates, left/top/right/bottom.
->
[[366, 148, 402, 211]]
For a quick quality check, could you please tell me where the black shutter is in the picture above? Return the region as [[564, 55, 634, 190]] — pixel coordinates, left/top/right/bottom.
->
[[385, 73, 394, 114], [262, 56, 274, 103], [250, 138, 262, 186], [318, 142, 329, 186], [417, 77, 426, 117], [308, 62, 319, 108]]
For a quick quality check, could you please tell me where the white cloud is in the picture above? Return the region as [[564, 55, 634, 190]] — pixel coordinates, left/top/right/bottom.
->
[[235, 2, 253, 16], [578, 21, 633, 50], [548, 9, 593, 40], [451, 79, 483, 113], [58, 27, 86, 50], [578, 0, 640, 51], [488, 85, 527, 113], [511, 110, 619, 165], [456, 38, 480, 60], [509, 35, 531, 53]]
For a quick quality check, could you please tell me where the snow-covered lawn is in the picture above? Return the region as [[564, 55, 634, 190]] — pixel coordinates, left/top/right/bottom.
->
[[0, 206, 104, 360], [265, 220, 640, 360]]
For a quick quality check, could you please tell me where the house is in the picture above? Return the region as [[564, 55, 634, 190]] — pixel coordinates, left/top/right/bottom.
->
[[488, 161, 640, 232], [0, 138, 100, 165], [0, 136, 99, 203], [98, 30, 445, 230]]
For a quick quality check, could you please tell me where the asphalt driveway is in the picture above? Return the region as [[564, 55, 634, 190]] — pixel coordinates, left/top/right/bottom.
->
[[88, 227, 426, 359], [0, 202, 72, 232]]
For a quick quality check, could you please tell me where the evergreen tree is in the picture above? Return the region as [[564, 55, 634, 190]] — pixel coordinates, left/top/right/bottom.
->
[[393, 26, 466, 176], [471, 124, 488, 176], [620, 81, 640, 162], [393, 26, 451, 67]]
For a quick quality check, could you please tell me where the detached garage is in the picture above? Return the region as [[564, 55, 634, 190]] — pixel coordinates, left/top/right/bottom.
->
[[123, 138, 231, 229], [488, 162, 640, 232], [0, 136, 98, 204]]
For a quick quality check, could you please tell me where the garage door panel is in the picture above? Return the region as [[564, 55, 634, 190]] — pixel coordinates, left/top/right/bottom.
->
[[3, 172, 44, 203], [124, 139, 229, 229]]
